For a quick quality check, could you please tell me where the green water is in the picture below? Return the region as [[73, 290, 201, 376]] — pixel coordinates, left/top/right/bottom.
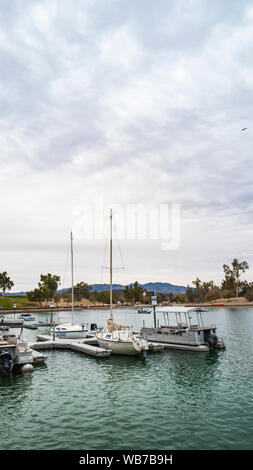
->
[[0, 307, 253, 450]]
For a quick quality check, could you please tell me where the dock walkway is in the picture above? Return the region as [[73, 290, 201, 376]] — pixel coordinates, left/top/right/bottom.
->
[[29, 335, 111, 358]]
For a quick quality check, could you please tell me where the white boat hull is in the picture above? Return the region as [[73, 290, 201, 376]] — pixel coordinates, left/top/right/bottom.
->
[[54, 330, 89, 339], [52, 323, 90, 339], [96, 335, 140, 356]]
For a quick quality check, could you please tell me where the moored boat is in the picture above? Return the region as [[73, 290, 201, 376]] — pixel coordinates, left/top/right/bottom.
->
[[138, 307, 151, 314], [51, 322, 98, 339], [0, 332, 44, 375], [96, 210, 149, 356], [0, 316, 23, 327], [51, 232, 95, 339], [19, 313, 35, 321], [140, 308, 226, 352]]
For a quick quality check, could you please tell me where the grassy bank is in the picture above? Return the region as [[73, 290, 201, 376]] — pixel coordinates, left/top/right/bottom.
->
[[0, 295, 38, 310]]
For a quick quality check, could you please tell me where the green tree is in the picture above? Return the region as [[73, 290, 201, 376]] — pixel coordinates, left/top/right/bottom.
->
[[27, 287, 47, 307], [157, 293, 167, 303], [89, 290, 99, 303], [112, 290, 125, 304], [27, 273, 61, 306], [189, 279, 221, 303], [192, 278, 205, 302], [73, 282, 92, 301], [168, 293, 174, 303], [186, 285, 195, 302], [98, 290, 110, 305], [62, 291, 72, 306], [0, 271, 14, 293], [123, 282, 146, 304], [38, 273, 61, 301], [173, 293, 187, 303], [245, 285, 253, 301], [223, 259, 249, 298]]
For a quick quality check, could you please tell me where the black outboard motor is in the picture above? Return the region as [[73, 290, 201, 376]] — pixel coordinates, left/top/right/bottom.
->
[[0, 349, 12, 375], [207, 334, 218, 350], [90, 323, 97, 331]]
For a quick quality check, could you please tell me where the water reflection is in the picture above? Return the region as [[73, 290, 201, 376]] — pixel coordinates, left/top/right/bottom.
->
[[1, 307, 253, 450]]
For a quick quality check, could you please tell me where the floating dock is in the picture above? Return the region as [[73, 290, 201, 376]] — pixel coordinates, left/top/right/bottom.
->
[[22, 321, 61, 329], [29, 335, 111, 358], [30, 334, 165, 357], [22, 323, 38, 329], [31, 349, 47, 364], [146, 342, 164, 352]]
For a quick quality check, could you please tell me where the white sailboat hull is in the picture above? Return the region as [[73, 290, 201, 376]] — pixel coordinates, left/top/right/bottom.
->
[[96, 333, 140, 355]]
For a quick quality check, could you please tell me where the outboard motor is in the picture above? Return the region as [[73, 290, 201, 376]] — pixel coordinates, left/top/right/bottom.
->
[[90, 323, 97, 331], [0, 349, 12, 375], [207, 334, 218, 350]]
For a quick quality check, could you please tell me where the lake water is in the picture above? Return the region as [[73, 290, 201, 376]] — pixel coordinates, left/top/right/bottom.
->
[[0, 307, 253, 450]]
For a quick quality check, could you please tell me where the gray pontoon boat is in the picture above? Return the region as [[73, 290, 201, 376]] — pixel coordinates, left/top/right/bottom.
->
[[140, 308, 226, 352]]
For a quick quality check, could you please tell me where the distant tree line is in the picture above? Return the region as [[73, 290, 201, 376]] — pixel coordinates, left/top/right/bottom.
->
[[2, 257, 253, 306], [185, 258, 252, 303]]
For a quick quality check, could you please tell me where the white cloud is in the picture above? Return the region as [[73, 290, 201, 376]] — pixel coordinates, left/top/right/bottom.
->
[[0, 0, 253, 290]]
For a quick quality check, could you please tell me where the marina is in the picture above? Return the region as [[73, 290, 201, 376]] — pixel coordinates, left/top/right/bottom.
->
[[1, 0, 253, 458], [1, 302, 227, 371], [0, 305, 252, 450]]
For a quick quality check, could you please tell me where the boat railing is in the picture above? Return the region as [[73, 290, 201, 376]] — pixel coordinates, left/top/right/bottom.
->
[[154, 309, 213, 331]]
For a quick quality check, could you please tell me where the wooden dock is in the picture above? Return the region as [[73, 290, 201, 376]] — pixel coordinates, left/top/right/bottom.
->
[[29, 335, 111, 358]]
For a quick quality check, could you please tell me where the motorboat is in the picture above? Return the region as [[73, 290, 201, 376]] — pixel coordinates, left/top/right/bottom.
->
[[138, 307, 151, 314], [19, 313, 35, 321], [0, 332, 39, 375], [51, 322, 98, 339], [96, 210, 149, 356], [140, 308, 226, 352], [0, 316, 23, 327]]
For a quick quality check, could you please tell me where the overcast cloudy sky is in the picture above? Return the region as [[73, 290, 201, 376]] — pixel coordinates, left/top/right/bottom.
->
[[1, 0, 253, 291]]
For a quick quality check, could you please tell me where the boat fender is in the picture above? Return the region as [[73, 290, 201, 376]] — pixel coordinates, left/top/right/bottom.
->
[[21, 364, 34, 373]]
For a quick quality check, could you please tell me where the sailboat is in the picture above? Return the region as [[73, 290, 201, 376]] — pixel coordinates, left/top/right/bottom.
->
[[96, 210, 149, 356], [52, 232, 95, 339]]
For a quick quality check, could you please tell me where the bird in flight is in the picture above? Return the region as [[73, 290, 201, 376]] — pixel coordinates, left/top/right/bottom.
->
[[241, 128, 247, 131]]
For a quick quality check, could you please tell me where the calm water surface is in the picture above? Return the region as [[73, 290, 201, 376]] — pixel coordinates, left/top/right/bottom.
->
[[0, 307, 253, 450]]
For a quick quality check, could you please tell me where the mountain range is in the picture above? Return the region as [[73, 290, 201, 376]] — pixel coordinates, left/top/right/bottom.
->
[[89, 282, 187, 294], [2, 282, 187, 296]]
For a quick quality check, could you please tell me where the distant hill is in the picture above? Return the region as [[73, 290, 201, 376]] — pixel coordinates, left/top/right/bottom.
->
[[141, 282, 186, 294], [0, 292, 27, 297], [1, 282, 186, 296], [70, 282, 186, 294]]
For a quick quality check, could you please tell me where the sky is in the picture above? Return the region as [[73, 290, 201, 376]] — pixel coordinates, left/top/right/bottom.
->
[[1, 0, 253, 292]]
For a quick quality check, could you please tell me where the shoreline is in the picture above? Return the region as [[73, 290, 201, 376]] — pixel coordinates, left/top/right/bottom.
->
[[1, 303, 253, 315]]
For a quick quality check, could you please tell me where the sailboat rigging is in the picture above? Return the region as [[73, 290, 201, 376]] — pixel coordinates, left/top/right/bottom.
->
[[52, 232, 95, 339], [96, 210, 149, 356]]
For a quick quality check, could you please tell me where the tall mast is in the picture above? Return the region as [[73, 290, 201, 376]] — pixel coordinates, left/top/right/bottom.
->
[[109, 209, 113, 321], [71, 231, 74, 324]]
